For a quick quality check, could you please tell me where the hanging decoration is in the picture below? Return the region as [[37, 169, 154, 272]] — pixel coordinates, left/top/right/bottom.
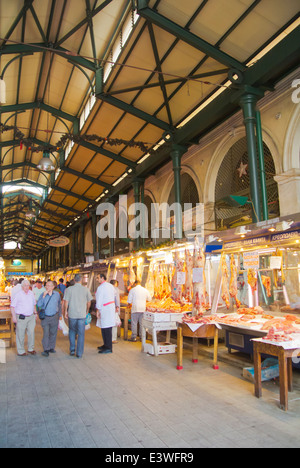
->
[[0, 123, 153, 154], [237, 161, 248, 178]]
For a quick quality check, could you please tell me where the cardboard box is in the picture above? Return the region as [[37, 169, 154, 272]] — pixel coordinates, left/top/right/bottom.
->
[[243, 358, 279, 382]]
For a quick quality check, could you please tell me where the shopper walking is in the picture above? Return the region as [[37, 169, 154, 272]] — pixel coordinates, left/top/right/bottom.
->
[[57, 278, 66, 295], [110, 279, 120, 344], [96, 274, 118, 354], [32, 279, 46, 302], [11, 278, 22, 302], [127, 280, 152, 342], [10, 279, 37, 356], [37, 281, 62, 357], [63, 274, 92, 358]]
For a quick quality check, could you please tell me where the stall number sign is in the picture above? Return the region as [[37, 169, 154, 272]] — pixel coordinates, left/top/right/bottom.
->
[[243, 252, 259, 269]]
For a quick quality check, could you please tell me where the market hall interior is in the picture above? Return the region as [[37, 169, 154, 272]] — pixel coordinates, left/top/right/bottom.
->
[[1, 0, 300, 450], [0, 321, 300, 449]]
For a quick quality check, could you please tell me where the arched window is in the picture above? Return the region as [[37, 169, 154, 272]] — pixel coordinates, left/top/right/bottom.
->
[[215, 137, 279, 229], [168, 172, 200, 207]]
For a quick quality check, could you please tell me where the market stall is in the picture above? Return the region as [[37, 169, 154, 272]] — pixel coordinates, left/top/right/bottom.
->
[[0, 284, 13, 348], [208, 226, 300, 367]]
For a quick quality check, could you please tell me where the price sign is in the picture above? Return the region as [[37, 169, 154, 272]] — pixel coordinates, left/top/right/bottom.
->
[[193, 268, 203, 283], [177, 271, 186, 285]]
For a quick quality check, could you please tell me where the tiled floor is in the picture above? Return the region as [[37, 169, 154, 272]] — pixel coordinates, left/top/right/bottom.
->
[[0, 322, 300, 448]]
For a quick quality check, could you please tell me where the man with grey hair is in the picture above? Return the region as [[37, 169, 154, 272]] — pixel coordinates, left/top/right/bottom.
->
[[11, 279, 37, 356], [37, 281, 62, 357], [63, 274, 93, 358]]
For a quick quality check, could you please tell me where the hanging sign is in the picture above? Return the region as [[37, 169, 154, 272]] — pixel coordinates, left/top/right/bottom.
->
[[270, 256, 282, 270], [47, 236, 70, 247], [243, 251, 260, 269]]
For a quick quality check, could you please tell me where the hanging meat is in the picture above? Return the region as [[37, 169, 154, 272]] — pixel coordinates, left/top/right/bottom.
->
[[185, 249, 194, 302], [273, 249, 285, 288], [229, 254, 241, 308], [192, 241, 207, 315], [145, 260, 155, 297], [128, 259, 136, 290], [162, 265, 171, 298], [247, 268, 257, 294], [171, 249, 185, 302], [221, 254, 230, 309], [261, 275, 272, 297]]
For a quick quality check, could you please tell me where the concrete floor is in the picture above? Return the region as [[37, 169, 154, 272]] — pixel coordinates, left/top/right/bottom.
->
[[0, 321, 300, 448]]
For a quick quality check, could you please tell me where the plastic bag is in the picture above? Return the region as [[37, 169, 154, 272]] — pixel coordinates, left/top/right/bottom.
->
[[58, 316, 69, 336], [115, 313, 121, 327], [85, 313, 92, 330]]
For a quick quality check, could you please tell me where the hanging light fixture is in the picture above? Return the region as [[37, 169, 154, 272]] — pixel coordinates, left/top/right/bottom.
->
[[37, 151, 56, 172], [25, 200, 36, 220]]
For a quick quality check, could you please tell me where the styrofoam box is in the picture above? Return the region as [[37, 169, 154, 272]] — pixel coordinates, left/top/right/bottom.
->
[[144, 342, 177, 355], [144, 312, 172, 322], [243, 358, 279, 382]]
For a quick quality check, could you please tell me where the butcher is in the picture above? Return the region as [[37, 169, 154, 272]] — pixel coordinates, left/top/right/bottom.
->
[[96, 273, 118, 354]]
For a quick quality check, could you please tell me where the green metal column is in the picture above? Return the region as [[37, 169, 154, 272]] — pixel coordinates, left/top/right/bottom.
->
[[71, 229, 76, 265], [239, 93, 262, 223], [171, 144, 187, 239], [91, 214, 97, 258], [132, 179, 141, 250], [80, 222, 85, 263], [140, 180, 146, 247], [256, 110, 269, 221]]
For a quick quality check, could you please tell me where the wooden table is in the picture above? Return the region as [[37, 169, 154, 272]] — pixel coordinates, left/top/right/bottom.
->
[[253, 340, 300, 411], [177, 322, 219, 370], [0, 308, 14, 348]]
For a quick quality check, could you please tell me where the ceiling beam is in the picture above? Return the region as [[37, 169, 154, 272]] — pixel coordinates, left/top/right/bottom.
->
[[0, 43, 96, 72], [96, 93, 172, 132], [0, 101, 78, 123], [50, 185, 95, 204], [44, 199, 81, 215], [79, 139, 137, 168], [0, 160, 112, 191], [136, 1, 245, 72]]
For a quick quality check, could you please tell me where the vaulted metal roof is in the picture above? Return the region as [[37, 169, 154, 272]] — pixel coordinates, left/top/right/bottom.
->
[[0, 0, 299, 258]]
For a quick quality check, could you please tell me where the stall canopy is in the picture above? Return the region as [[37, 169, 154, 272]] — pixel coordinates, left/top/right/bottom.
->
[[0, 0, 299, 258]]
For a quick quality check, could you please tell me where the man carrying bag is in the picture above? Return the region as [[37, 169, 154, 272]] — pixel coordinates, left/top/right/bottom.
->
[[37, 281, 62, 357]]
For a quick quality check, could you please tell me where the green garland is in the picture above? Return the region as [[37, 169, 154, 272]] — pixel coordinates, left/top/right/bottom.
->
[[0, 123, 152, 154]]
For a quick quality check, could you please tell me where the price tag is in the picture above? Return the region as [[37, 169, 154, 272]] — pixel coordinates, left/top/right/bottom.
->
[[176, 271, 186, 285], [192, 268, 203, 283]]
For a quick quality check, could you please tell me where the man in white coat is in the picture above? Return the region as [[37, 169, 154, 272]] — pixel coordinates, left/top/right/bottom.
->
[[96, 273, 117, 354]]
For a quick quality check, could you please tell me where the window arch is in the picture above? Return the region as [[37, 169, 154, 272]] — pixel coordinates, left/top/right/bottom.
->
[[167, 172, 200, 207], [215, 136, 279, 229]]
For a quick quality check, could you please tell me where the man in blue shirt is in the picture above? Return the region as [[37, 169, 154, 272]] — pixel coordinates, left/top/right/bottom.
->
[[58, 278, 66, 295], [37, 281, 62, 357]]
